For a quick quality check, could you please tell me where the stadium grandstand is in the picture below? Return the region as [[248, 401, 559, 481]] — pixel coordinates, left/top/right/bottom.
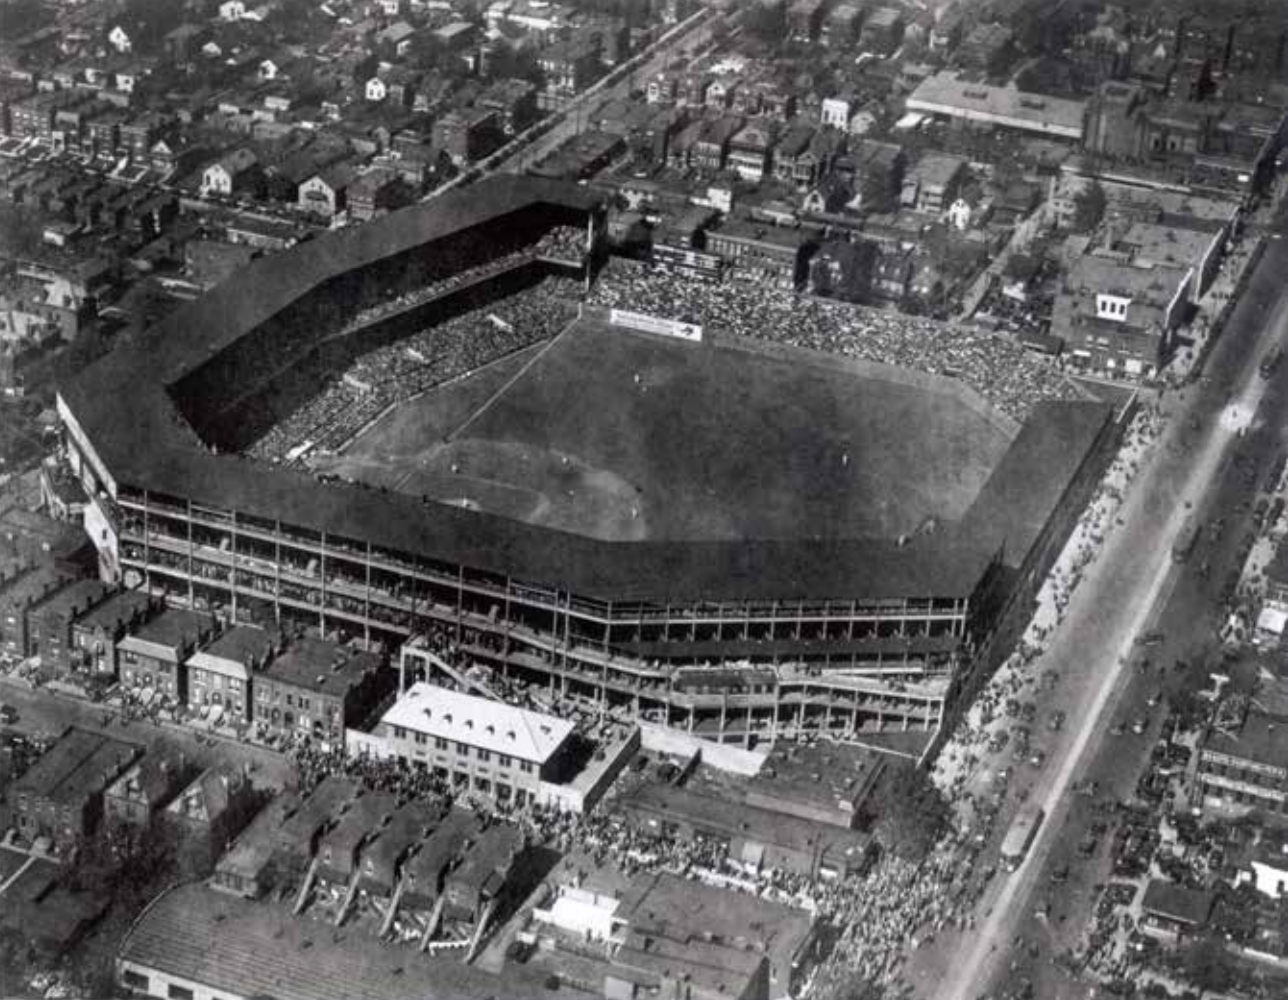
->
[[58, 175, 1118, 750]]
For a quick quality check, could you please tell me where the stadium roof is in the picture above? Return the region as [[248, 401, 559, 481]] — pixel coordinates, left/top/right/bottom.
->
[[382, 682, 574, 764], [61, 174, 1109, 605]]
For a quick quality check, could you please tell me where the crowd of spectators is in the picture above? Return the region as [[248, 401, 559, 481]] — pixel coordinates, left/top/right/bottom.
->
[[587, 260, 1082, 424], [249, 275, 580, 463]]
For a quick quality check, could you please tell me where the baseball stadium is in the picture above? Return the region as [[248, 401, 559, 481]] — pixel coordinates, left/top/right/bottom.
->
[[58, 175, 1117, 752]]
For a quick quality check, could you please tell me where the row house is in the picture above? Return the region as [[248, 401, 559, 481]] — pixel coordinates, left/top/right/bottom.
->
[[0, 565, 69, 661], [165, 767, 259, 864], [116, 607, 215, 703], [692, 115, 745, 172], [13, 727, 142, 849], [705, 220, 820, 290], [25, 578, 112, 675], [185, 624, 276, 726], [253, 636, 388, 752], [70, 588, 157, 676], [104, 749, 195, 832]]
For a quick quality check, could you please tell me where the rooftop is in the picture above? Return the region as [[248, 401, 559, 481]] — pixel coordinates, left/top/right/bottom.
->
[[262, 636, 380, 697], [187, 624, 276, 680], [123, 607, 213, 656], [118, 882, 585, 1000], [71, 587, 153, 632], [1141, 879, 1214, 926], [382, 683, 574, 764], [1204, 711, 1288, 773], [1119, 221, 1214, 270], [907, 72, 1087, 140], [14, 727, 141, 807], [216, 792, 301, 884]]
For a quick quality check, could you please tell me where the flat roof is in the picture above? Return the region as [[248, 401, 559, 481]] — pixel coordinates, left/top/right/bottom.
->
[[907, 72, 1087, 140], [1141, 879, 1213, 926], [1205, 711, 1288, 773], [118, 882, 587, 1000], [383, 683, 574, 764], [1120, 222, 1215, 270]]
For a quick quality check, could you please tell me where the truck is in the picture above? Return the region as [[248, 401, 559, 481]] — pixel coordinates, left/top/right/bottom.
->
[[1172, 514, 1201, 563], [1001, 804, 1045, 872]]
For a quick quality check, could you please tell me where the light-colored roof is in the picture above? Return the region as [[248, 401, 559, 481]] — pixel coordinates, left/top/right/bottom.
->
[[907, 72, 1086, 140], [381, 682, 574, 764]]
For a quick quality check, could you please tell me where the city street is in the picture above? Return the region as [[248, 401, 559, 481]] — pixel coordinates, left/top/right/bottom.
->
[[0, 677, 296, 790], [913, 199, 1288, 1000]]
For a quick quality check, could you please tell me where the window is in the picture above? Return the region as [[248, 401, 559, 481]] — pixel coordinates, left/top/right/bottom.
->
[[475, 777, 491, 794], [519, 760, 533, 774], [167, 985, 194, 1000], [414, 732, 427, 745], [477, 749, 491, 763], [456, 741, 469, 756], [435, 736, 448, 750], [498, 754, 512, 769], [121, 970, 149, 990], [393, 725, 406, 740]]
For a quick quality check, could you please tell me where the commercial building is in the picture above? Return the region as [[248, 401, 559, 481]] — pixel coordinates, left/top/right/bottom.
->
[[1051, 253, 1190, 379], [1196, 709, 1288, 816], [906, 72, 1087, 143], [705, 220, 819, 289], [13, 727, 142, 848], [367, 682, 574, 807], [617, 780, 875, 879], [531, 853, 819, 1000]]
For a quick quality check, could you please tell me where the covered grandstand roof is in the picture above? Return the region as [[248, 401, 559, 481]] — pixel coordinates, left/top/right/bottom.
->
[[60, 174, 1111, 605]]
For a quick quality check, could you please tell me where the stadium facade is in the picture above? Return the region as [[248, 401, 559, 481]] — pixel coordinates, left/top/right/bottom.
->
[[58, 176, 1118, 749]]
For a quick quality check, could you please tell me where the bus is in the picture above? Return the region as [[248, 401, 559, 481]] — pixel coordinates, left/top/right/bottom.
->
[[1172, 514, 1201, 563], [1001, 805, 1045, 872]]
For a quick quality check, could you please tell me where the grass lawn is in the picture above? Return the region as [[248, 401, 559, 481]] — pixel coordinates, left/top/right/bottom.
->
[[330, 320, 1014, 543]]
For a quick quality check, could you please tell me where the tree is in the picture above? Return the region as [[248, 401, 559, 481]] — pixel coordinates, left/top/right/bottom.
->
[[1183, 935, 1236, 994], [868, 762, 950, 862], [1071, 180, 1107, 233]]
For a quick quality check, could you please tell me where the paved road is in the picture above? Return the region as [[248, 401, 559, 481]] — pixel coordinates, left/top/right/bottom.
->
[[0, 676, 296, 789], [933, 213, 1288, 1000]]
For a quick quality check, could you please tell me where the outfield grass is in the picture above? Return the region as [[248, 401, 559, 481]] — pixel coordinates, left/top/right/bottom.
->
[[333, 321, 1015, 543]]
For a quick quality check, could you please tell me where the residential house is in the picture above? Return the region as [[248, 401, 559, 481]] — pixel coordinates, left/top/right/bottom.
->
[[809, 239, 879, 302], [433, 108, 502, 168], [104, 750, 194, 832], [872, 244, 914, 302], [727, 121, 777, 181], [13, 728, 141, 849], [298, 162, 359, 218], [860, 7, 905, 56], [479, 78, 538, 136], [200, 148, 261, 197], [705, 76, 740, 110], [316, 789, 399, 888], [903, 154, 966, 214], [0, 565, 69, 661], [773, 124, 819, 186], [788, 0, 828, 43], [253, 637, 388, 752], [69, 588, 155, 676], [164, 767, 260, 863], [108, 26, 132, 54], [823, 3, 862, 48], [185, 625, 275, 726], [116, 608, 214, 703], [25, 578, 112, 677], [443, 823, 523, 927], [538, 39, 600, 99], [692, 116, 744, 172], [821, 90, 853, 130], [346, 168, 408, 221]]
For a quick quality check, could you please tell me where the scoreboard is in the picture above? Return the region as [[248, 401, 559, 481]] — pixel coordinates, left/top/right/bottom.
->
[[651, 243, 724, 283]]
